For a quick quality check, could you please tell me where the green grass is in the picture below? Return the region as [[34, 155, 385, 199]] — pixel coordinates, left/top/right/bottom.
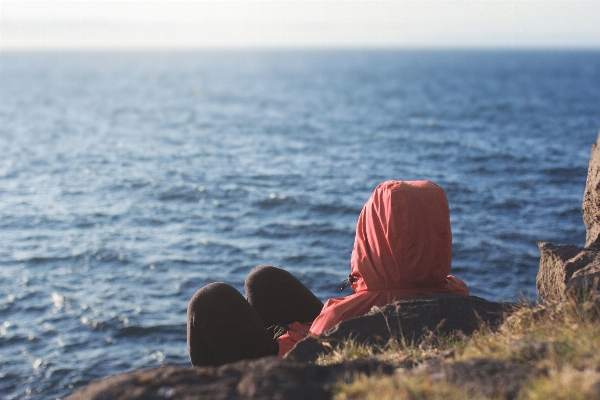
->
[[320, 297, 600, 400]]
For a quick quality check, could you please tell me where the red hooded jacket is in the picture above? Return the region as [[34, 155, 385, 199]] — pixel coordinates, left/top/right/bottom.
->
[[277, 180, 468, 356]]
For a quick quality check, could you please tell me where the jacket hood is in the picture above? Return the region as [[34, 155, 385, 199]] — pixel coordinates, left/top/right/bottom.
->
[[350, 180, 452, 292]]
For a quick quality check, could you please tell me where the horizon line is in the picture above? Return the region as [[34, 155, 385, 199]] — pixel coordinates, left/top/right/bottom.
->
[[3, 45, 600, 54]]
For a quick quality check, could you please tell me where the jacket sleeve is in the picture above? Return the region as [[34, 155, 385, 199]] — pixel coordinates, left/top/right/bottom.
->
[[275, 322, 312, 357], [446, 275, 469, 296]]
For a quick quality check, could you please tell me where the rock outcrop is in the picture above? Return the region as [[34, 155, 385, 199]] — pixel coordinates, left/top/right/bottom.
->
[[67, 352, 399, 400], [74, 353, 544, 400], [286, 294, 507, 363], [536, 242, 600, 301], [68, 294, 508, 399], [536, 132, 600, 301], [583, 133, 600, 249]]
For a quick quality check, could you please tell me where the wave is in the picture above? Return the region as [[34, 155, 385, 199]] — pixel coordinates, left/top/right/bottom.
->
[[114, 324, 181, 339], [154, 184, 207, 202]]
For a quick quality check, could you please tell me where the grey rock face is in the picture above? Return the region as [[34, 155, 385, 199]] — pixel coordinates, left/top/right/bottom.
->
[[536, 242, 600, 301], [565, 271, 600, 300], [583, 133, 600, 249], [536, 132, 600, 302], [286, 294, 507, 363]]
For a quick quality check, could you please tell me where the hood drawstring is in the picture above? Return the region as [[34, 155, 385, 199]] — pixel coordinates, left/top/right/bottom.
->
[[340, 274, 357, 290]]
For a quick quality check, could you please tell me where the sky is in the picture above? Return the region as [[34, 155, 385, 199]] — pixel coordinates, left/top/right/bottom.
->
[[1, 0, 600, 50]]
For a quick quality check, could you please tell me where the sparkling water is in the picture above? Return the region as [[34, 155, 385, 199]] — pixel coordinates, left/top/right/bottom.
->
[[1, 50, 599, 399]]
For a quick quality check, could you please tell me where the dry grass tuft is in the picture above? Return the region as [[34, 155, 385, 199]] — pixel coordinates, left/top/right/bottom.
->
[[521, 367, 600, 400], [317, 330, 461, 367], [333, 370, 484, 400], [331, 297, 600, 399]]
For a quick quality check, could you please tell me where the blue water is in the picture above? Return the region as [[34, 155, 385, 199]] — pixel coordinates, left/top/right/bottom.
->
[[1, 50, 599, 399]]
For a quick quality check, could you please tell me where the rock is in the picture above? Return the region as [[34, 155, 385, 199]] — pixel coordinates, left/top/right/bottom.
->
[[536, 242, 600, 301], [67, 357, 331, 400], [583, 132, 600, 249], [536, 132, 600, 301], [67, 356, 398, 400], [565, 271, 600, 300], [441, 358, 537, 400], [286, 294, 507, 363]]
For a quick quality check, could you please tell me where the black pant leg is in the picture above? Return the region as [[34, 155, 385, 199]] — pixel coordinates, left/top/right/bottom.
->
[[244, 265, 324, 328], [187, 282, 278, 366]]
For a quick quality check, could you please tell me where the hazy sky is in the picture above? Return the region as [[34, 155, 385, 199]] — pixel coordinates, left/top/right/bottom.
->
[[2, 1, 600, 50]]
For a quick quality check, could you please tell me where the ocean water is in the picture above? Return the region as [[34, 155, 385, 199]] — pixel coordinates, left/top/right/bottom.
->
[[1, 50, 599, 399]]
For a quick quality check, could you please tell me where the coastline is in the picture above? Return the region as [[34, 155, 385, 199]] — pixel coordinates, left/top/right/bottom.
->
[[67, 133, 600, 399]]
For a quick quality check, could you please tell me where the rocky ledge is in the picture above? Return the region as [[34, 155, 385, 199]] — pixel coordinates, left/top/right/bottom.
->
[[537, 133, 600, 302], [68, 294, 510, 400], [68, 133, 600, 400]]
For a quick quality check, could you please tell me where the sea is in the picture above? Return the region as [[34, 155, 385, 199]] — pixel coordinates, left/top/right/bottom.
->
[[1, 50, 599, 399]]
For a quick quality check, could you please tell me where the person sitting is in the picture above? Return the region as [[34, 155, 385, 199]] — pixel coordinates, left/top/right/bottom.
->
[[187, 180, 469, 366]]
